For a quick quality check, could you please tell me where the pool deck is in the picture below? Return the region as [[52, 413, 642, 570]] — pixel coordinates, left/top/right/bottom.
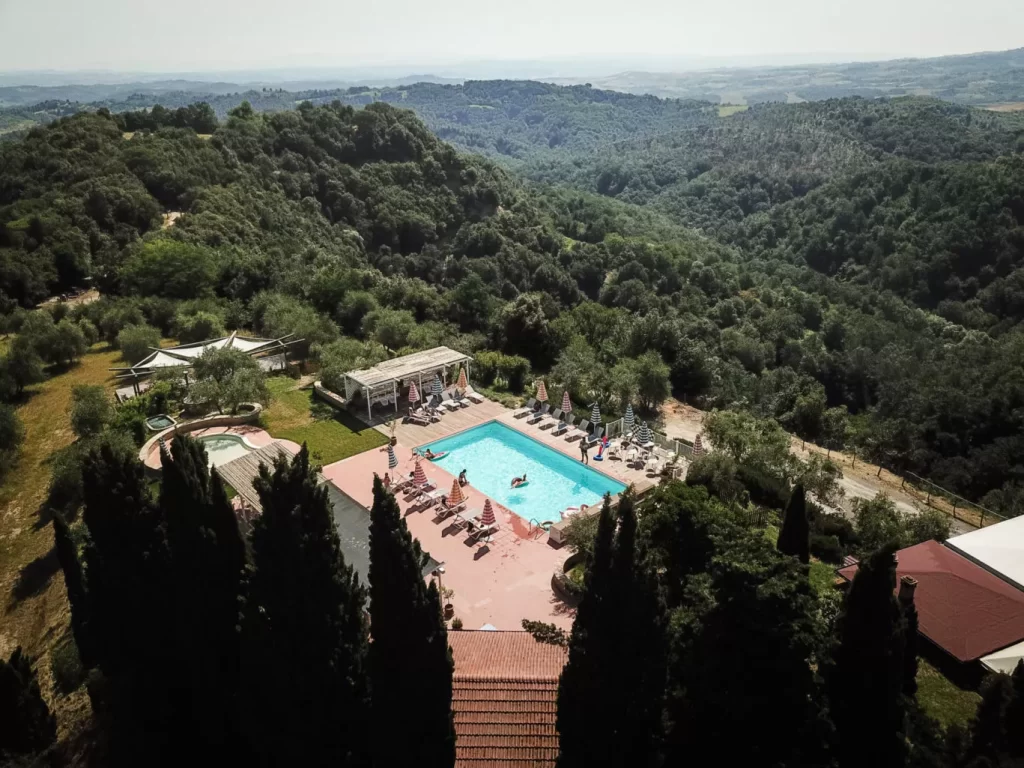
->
[[323, 401, 681, 631]]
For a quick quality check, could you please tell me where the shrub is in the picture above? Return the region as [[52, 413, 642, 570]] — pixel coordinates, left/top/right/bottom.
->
[[736, 462, 790, 511], [496, 354, 531, 393], [77, 318, 99, 346], [809, 533, 844, 564], [0, 403, 25, 480], [473, 350, 501, 387], [70, 385, 112, 439], [51, 636, 86, 694], [175, 310, 225, 344], [116, 323, 161, 364], [450, 617, 464, 631]]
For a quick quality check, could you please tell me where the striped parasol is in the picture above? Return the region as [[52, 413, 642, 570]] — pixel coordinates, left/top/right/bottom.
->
[[637, 421, 653, 445], [387, 444, 398, 469], [479, 498, 497, 528], [413, 459, 428, 487], [407, 381, 420, 404], [590, 402, 601, 427], [456, 367, 468, 390], [432, 374, 444, 397], [448, 478, 465, 507], [561, 390, 572, 414], [536, 380, 548, 402], [692, 433, 705, 458], [623, 403, 635, 435]]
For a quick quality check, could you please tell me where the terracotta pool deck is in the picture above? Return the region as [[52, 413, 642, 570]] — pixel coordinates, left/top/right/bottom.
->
[[323, 404, 686, 631]]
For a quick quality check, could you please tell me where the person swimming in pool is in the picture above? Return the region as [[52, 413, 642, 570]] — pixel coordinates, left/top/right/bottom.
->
[[511, 473, 528, 488]]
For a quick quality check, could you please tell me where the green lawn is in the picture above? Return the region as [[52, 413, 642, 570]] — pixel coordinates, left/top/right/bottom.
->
[[917, 658, 981, 729], [262, 376, 387, 466], [718, 104, 749, 117]]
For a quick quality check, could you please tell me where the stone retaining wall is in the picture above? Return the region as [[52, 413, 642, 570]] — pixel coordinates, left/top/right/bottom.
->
[[312, 381, 346, 410]]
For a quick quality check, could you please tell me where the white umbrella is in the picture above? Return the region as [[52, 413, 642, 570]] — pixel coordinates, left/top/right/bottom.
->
[[432, 374, 444, 397], [623, 404, 635, 435], [590, 402, 601, 427]]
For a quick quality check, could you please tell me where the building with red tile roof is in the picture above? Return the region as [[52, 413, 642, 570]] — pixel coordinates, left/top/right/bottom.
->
[[448, 630, 568, 768], [837, 540, 1024, 663]]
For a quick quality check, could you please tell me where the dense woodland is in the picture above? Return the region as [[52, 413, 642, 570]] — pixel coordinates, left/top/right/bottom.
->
[[2, 84, 1024, 766]]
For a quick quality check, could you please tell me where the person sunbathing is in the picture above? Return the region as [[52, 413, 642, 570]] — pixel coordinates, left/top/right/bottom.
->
[[422, 448, 437, 460]]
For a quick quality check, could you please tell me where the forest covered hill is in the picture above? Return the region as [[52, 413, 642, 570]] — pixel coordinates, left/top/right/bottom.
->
[[2, 87, 1024, 521]]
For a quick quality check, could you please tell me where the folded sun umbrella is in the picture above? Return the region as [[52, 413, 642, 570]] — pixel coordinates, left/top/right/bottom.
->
[[692, 433, 705, 458], [457, 367, 468, 390], [638, 421, 653, 445], [623, 403, 635, 435], [590, 402, 601, 427], [413, 459, 429, 487], [448, 478, 466, 507], [387, 444, 398, 469], [432, 374, 444, 397], [536, 380, 548, 402], [479, 498, 497, 528], [561, 390, 572, 414], [407, 381, 420, 404]]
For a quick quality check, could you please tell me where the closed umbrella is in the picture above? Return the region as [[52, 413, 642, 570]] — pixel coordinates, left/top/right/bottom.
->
[[590, 402, 601, 427], [413, 459, 428, 487], [561, 390, 572, 415], [692, 434, 705, 458], [623, 403, 635, 435], [432, 374, 444, 397], [407, 381, 420, 404], [387, 444, 398, 469], [479, 498, 497, 528], [536, 380, 549, 402], [638, 422, 653, 446], [448, 478, 465, 507], [457, 367, 468, 390]]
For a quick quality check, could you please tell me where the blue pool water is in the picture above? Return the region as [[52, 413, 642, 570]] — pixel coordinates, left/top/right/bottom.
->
[[422, 422, 626, 525]]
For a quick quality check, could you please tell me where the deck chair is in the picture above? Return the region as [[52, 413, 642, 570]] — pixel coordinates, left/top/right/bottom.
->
[[444, 391, 470, 409], [526, 403, 550, 424], [405, 409, 430, 426], [585, 426, 605, 447], [436, 498, 467, 520], [452, 390, 474, 407], [564, 417, 589, 442], [513, 398, 537, 419], [552, 413, 573, 436], [463, 387, 486, 404], [539, 408, 563, 430], [466, 519, 498, 543]]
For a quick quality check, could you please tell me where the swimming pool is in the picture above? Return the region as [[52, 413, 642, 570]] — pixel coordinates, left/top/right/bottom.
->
[[198, 434, 253, 467], [422, 422, 626, 525]]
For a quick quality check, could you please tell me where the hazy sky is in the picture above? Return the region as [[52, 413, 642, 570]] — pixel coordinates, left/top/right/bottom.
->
[[0, 0, 1021, 73]]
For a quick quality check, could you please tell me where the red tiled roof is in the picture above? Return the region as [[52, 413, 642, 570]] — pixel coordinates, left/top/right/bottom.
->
[[449, 631, 568, 767], [838, 540, 1024, 662]]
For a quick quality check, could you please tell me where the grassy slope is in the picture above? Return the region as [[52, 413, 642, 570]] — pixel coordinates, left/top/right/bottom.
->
[[0, 345, 120, 737], [262, 376, 387, 465], [917, 658, 982, 729]]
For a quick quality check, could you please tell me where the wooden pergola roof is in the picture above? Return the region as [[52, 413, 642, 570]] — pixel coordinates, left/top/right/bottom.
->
[[344, 346, 471, 390]]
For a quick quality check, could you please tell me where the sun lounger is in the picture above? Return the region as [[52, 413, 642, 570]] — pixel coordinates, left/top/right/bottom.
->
[[405, 410, 430, 426], [552, 414, 572, 436], [564, 417, 589, 442], [466, 521, 498, 543], [441, 391, 469, 410], [527, 404, 550, 425], [436, 499, 467, 520], [585, 426, 605, 447], [452, 390, 473, 407], [513, 398, 538, 419], [463, 387, 485, 404], [538, 408, 563, 430]]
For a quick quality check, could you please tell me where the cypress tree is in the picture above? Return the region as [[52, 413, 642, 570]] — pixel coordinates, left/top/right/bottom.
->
[[52, 509, 95, 668], [0, 647, 57, 758], [900, 579, 920, 697], [158, 435, 247, 762], [557, 495, 617, 768], [368, 474, 455, 768], [1005, 661, 1024, 758], [968, 672, 1014, 762], [245, 445, 370, 768], [81, 438, 174, 765], [777, 483, 810, 563], [607, 490, 665, 766], [828, 544, 907, 768]]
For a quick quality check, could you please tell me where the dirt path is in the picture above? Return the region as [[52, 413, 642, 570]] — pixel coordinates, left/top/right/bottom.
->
[[659, 398, 973, 532]]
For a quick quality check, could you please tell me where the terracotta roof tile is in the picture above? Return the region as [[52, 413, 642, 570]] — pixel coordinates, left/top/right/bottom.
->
[[449, 631, 567, 767], [838, 540, 1024, 662]]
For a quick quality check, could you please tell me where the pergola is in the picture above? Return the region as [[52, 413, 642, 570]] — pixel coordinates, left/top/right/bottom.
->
[[110, 331, 303, 399], [341, 346, 472, 421]]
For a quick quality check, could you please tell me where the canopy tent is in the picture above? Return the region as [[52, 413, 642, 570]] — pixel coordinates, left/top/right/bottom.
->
[[110, 331, 302, 398], [341, 346, 472, 421]]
